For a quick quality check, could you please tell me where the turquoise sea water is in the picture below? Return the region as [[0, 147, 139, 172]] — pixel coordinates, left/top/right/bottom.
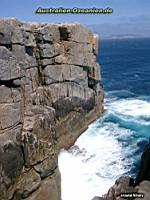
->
[[59, 38, 150, 200]]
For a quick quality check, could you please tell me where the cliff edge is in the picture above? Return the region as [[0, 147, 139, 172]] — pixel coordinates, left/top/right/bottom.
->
[[0, 19, 104, 200]]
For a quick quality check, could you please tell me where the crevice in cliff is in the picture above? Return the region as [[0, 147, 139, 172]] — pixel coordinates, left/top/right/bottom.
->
[[45, 79, 81, 86], [88, 77, 100, 90], [25, 46, 34, 57], [59, 26, 70, 41], [0, 31, 4, 38], [0, 121, 22, 134], [33, 30, 45, 86], [0, 43, 12, 51], [0, 79, 21, 88], [40, 53, 60, 60], [20, 144, 26, 169], [33, 165, 58, 180], [52, 61, 97, 71], [24, 155, 50, 168]]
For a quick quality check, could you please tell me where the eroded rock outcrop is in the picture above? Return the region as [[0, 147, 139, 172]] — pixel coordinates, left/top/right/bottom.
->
[[93, 177, 150, 200], [0, 18, 104, 200]]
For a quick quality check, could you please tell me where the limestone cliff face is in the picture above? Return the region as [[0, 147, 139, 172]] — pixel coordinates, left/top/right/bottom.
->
[[0, 19, 104, 200]]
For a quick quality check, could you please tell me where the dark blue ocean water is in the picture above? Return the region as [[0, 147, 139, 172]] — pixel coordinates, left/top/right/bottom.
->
[[98, 38, 150, 176], [59, 38, 150, 200], [99, 38, 150, 96]]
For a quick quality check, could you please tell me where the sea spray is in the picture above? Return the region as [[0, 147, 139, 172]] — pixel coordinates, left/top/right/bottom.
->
[[59, 97, 150, 200]]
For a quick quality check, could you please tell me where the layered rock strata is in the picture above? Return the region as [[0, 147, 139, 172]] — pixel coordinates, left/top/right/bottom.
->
[[0, 19, 104, 200]]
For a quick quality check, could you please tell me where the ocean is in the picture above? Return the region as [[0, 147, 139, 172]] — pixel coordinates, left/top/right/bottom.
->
[[58, 38, 150, 200]]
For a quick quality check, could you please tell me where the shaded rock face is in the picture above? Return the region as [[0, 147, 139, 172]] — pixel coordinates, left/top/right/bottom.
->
[[136, 181, 150, 200], [0, 19, 104, 200], [92, 176, 137, 200], [105, 177, 137, 200], [93, 177, 150, 200], [136, 140, 150, 185]]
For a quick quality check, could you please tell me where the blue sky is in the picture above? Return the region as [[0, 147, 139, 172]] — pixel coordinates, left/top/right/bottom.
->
[[0, 0, 150, 25]]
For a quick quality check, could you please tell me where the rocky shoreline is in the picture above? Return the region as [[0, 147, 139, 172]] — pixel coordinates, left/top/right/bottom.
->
[[0, 18, 149, 200], [0, 19, 104, 200], [92, 141, 150, 200]]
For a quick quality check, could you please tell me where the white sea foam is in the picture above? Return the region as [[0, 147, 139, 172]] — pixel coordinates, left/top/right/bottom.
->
[[58, 98, 150, 200], [109, 99, 150, 117], [59, 122, 127, 200]]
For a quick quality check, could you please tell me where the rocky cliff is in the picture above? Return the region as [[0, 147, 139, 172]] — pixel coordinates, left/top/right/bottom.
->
[[0, 19, 104, 200]]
